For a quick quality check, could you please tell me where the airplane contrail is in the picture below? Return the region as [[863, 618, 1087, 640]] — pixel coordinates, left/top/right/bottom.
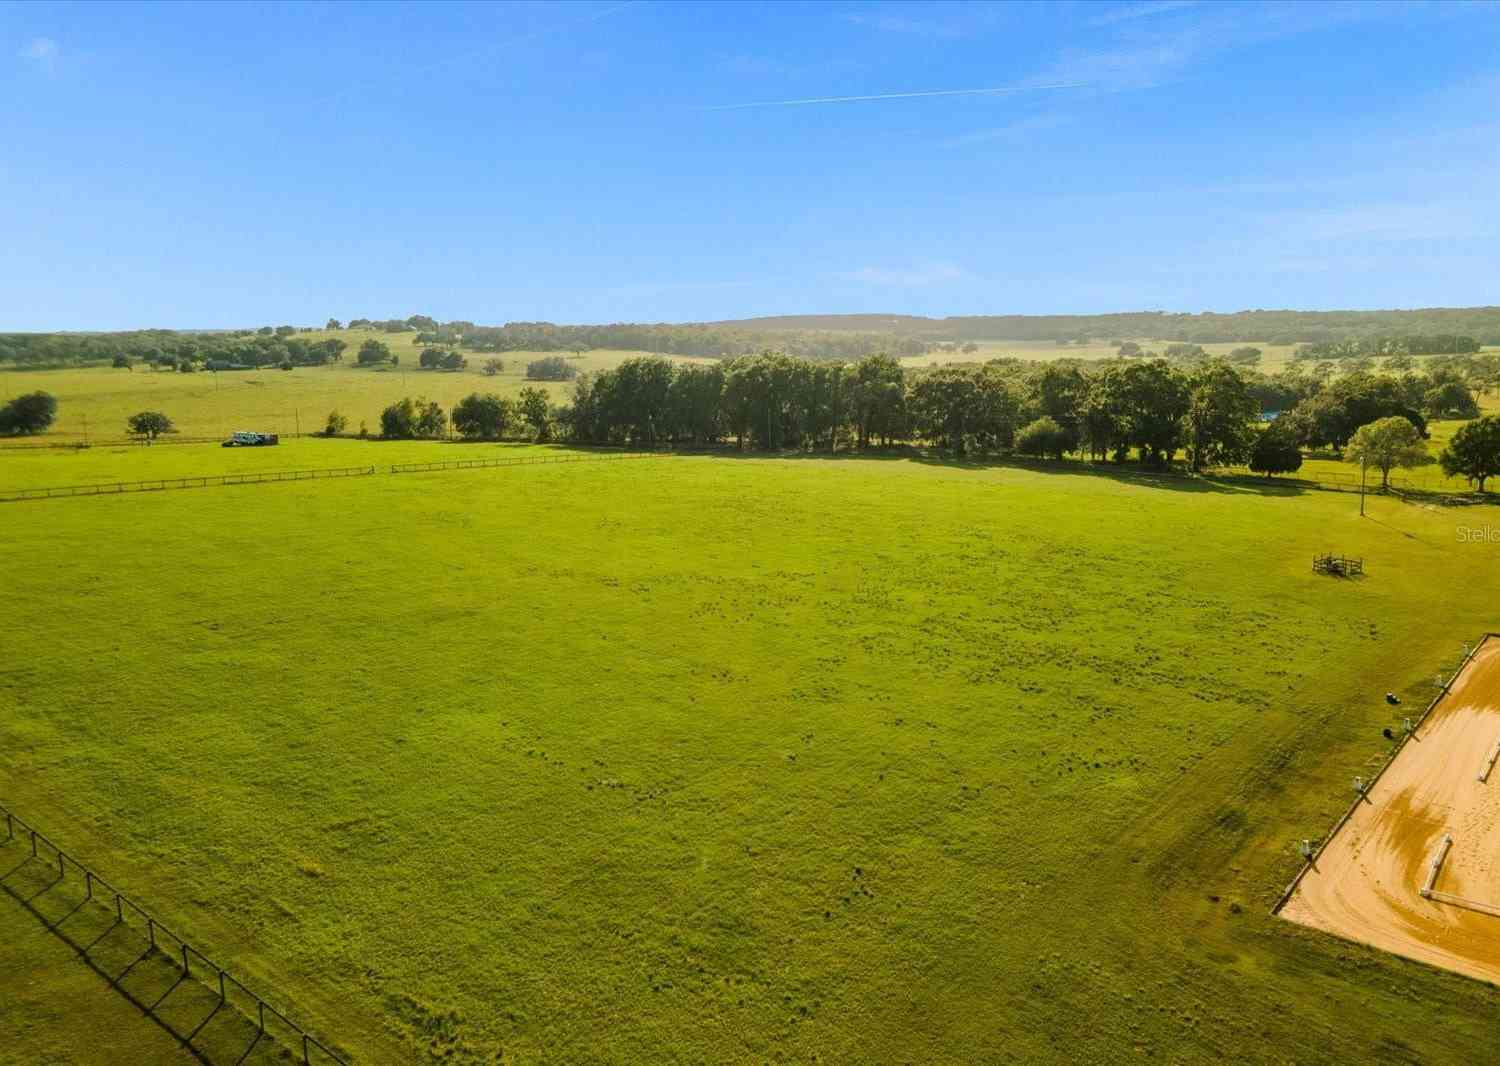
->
[[699, 82, 1088, 112]]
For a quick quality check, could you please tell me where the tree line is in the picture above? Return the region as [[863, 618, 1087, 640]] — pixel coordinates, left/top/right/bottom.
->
[[9, 307, 1499, 368], [350, 349, 1500, 492], [0, 331, 350, 371], [7, 352, 1500, 491], [378, 354, 1279, 470], [406, 321, 931, 361]]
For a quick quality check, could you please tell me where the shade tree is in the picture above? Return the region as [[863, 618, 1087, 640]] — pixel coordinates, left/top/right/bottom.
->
[[1346, 416, 1428, 489], [0, 391, 59, 435], [1440, 416, 1500, 493]]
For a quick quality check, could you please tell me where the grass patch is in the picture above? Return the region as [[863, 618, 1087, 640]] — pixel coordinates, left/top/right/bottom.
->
[[2, 451, 1499, 1061]]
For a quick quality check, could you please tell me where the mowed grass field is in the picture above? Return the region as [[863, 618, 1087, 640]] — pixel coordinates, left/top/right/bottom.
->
[[0, 436, 583, 490], [4, 444, 1500, 1063]]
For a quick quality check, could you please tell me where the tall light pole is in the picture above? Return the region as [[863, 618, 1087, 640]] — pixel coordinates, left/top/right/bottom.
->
[[1359, 454, 1368, 516]]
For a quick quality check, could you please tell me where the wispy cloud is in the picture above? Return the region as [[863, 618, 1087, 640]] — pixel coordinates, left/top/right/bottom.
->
[[943, 112, 1071, 148], [843, 12, 966, 39], [838, 262, 967, 286], [20, 37, 58, 66], [1044, 2, 1404, 93], [699, 82, 1084, 112], [1086, 1, 1199, 29], [842, 4, 1011, 40]]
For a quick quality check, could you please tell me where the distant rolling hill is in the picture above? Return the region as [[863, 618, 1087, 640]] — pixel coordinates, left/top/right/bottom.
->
[[708, 308, 1500, 345]]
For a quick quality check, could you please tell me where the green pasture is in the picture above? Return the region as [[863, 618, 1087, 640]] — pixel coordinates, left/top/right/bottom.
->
[[3, 449, 1500, 1064], [0, 437, 582, 491], [0, 899, 194, 1065], [1, 414, 1489, 499], [0, 857, 289, 1066], [0, 333, 710, 442]]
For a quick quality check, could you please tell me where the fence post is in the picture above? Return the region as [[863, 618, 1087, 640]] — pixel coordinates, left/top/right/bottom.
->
[[147, 918, 156, 949], [303, 1034, 311, 1064], [115, 892, 123, 922], [58, 849, 65, 879], [4, 811, 11, 842], [182, 943, 190, 975], [31, 829, 37, 857], [85, 870, 93, 900], [218, 968, 226, 1002]]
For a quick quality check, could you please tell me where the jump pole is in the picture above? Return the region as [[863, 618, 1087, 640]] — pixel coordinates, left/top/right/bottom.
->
[[1479, 740, 1500, 784], [1420, 834, 1453, 898]]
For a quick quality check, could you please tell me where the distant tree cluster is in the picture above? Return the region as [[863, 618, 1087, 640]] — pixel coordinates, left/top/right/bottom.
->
[[0, 329, 351, 372], [1270, 365, 1486, 451], [1293, 335, 1482, 361], [409, 320, 930, 361], [419, 347, 467, 371], [379, 397, 446, 439], [7, 306, 1499, 370], [345, 317, 421, 333], [526, 355, 578, 381], [0, 391, 58, 435], [378, 388, 552, 441], [724, 308, 1500, 346], [357, 339, 395, 365], [126, 410, 174, 442]]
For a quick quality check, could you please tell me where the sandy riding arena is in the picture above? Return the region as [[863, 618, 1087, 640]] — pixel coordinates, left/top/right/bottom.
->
[[1281, 636, 1500, 983]]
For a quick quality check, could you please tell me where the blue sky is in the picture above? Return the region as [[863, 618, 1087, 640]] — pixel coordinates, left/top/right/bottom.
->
[[3, 0, 1498, 329]]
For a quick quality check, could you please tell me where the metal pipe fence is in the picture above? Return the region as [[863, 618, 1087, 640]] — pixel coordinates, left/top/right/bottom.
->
[[1270, 634, 1495, 915], [388, 450, 670, 474], [0, 465, 376, 502], [0, 803, 346, 1065]]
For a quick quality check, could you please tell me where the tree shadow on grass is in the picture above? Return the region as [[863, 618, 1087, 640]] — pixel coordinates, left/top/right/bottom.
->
[[701, 446, 1316, 497], [0, 846, 285, 1065]]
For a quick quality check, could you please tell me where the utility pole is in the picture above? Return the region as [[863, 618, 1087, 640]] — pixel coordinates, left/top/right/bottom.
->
[[82, 413, 88, 447], [1359, 454, 1368, 516]]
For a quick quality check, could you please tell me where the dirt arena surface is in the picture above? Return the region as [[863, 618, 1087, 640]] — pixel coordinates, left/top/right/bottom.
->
[[1282, 636, 1500, 982]]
